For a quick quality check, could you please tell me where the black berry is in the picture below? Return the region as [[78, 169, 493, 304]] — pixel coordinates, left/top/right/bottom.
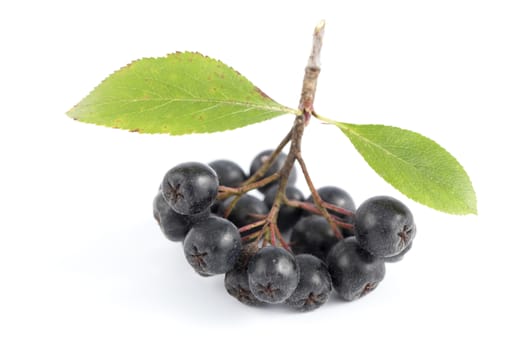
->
[[247, 246, 299, 304], [355, 196, 416, 258], [219, 194, 268, 234], [286, 254, 332, 311], [290, 216, 338, 261], [305, 186, 355, 236], [264, 185, 304, 232], [327, 237, 386, 302], [183, 216, 241, 275], [249, 150, 297, 193], [306, 186, 356, 219], [209, 159, 246, 188], [224, 245, 264, 306], [225, 266, 265, 306], [153, 192, 191, 242], [161, 162, 219, 215]]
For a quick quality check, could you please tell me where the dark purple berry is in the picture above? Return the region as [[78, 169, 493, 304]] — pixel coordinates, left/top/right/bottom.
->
[[183, 216, 241, 275], [187, 208, 211, 224], [290, 216, 338, 261], [153, 192, 191, 242], [224, 246, 264, 306], [249, 150, 297, 193], [286, 254, 332, 311], [327, 237, 386, 302], [355, 196, 416, 258], [264, 186, 304, 232], [248, 246, 299, 304], [161, 162, 219, 215], [306, 186, 356, 219], [209, 160, 246, 188], [225, 266, 264, 306], [219, 194, 268, 234], [304, 186, 355, 236]]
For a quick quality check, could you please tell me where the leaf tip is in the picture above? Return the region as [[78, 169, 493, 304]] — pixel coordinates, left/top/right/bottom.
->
[[65, 107, 77, 120]]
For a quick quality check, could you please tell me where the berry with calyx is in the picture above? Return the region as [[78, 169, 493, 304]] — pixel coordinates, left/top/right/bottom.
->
[[209, 159, 246, 188], [225, 266, 265, 306], [224, 246, 264, 306], [290, 216, 338, 261], [153, 192, 191, 242], [264, 185, 304, 232], [219, 194, 268, 234], [247, 246, 299, 304], [161, 162, 219, 215], [327, 237, 386, 302], [286, 254, 332, 311], [249, 150, 297, 193], [355, 196, 416, 258], [183, 216, 241, 275]]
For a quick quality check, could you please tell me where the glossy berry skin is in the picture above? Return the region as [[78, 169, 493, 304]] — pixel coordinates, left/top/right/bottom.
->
[[355, 196, 416, 258], [183, 216, 241, 276], [290, 216, 338, 261], [306, 186, 356, 219], [161, 162, 219, 215], [209, 159, 246, 188], [248, 246, 299, 304], [264, 186, 304, 232], [327, 237, 386, 302], [383, 242, 413, 263], [153, 192, 191, 242], [286, 254, 332, 311], [249, 150, 297, 193], [219, 194, 268, 234]]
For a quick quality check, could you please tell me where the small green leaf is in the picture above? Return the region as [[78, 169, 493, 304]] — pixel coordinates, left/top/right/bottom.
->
[[67, 52, 298, 135], [335, 123, 477, 215]]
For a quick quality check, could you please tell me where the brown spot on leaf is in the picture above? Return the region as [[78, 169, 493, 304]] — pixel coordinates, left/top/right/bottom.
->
[[254, 86, 272, 100]]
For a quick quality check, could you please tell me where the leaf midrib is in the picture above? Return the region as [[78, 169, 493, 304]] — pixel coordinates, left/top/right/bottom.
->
[[341, 124, 462, 199], [74, 97, 299, 114]]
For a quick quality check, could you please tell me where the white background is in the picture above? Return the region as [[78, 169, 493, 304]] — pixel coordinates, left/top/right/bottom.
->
[[1, 1, 524, 349]]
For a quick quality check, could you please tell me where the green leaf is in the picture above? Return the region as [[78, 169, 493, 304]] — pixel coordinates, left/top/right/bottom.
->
[[67, 52, 298, 135], [335, 123, 477, 215]]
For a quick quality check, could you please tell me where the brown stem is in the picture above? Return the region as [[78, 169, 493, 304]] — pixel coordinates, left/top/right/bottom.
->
[[238, 220, 267, 233], [218, 21, 329, 249], [285, 198, 354, 218], [296, 154, 344, 240], [242, 129, 292, 187], [241, 230, 264, 242], [273, 224, 291, 250], [217, 173, 280, 200]]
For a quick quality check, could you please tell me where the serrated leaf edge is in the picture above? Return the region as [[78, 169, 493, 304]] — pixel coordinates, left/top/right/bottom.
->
[[336, 122, 478, 215]]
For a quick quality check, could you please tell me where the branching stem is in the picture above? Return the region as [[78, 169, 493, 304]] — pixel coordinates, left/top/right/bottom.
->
[[214, 21, 351, 248]]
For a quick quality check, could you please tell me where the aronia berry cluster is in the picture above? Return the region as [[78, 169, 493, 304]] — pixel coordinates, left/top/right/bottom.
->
[[153, 150, 416, 311]]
